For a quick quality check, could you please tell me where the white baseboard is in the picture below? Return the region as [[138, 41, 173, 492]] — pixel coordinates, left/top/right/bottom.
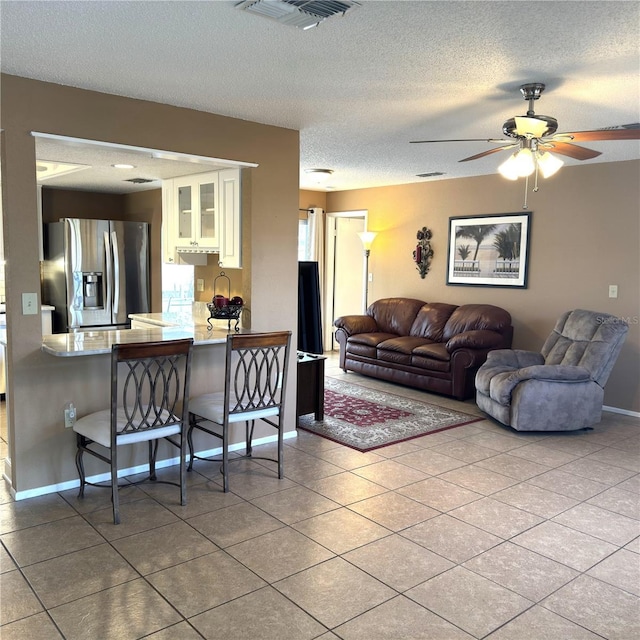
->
[[603, 405, 640, 419], [9, 430, 297, 502]]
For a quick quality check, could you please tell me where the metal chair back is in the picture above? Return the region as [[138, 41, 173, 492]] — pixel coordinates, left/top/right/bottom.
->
[[223, 331, 292, 423]]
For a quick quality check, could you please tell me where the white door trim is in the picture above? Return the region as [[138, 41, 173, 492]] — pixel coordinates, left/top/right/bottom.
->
[[324, 210, 367, 350]]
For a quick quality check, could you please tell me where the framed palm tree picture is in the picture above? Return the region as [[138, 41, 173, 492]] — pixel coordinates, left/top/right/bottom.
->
[[446, 212, 531, 288]]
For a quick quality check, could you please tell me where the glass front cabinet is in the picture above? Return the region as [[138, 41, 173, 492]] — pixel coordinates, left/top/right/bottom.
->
[[163, 168, 242, 268]]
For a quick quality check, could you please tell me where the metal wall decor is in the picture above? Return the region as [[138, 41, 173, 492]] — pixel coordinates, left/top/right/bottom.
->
[[413, 227, 433, 278]]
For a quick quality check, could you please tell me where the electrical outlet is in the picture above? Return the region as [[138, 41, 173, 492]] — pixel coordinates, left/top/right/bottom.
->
[[197, 278, 204, 292], [64, 402, 76, 429], [608, 284, 618, 299]]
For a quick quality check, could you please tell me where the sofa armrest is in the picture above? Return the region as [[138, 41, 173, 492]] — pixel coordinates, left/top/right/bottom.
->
[[334, 315, 378, 336], [446, 329, 503, 353]]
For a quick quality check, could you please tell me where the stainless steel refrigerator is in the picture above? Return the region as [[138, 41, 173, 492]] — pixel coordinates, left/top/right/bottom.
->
[[42, 218, 150, 333]]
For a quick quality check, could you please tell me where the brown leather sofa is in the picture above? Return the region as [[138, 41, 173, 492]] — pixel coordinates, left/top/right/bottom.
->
[[334, 298, 513, 400]]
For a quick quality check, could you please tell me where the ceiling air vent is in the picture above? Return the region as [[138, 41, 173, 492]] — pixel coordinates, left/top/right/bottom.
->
[[125, 178, 156, 184], [235, 0, 360, 30]]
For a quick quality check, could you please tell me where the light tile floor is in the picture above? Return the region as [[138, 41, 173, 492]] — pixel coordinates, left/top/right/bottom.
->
[[1, 354, 639, 639]]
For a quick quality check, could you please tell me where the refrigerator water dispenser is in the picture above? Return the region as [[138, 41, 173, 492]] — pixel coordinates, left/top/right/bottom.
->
[[82, 272, 103, 309]]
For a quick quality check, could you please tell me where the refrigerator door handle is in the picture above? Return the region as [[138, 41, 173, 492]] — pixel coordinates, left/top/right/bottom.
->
[[111, 230, 120, 317], [104, 230, 114, 320]]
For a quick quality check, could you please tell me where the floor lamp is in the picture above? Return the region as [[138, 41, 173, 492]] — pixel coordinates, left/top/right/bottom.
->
[[357, 231, 377, 312]]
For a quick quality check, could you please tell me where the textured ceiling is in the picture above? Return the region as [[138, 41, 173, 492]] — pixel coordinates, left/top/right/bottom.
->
[[1, 0, 639, 193]]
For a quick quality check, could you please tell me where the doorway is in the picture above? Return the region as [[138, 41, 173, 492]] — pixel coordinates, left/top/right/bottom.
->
[[324, 210, 367, 350]]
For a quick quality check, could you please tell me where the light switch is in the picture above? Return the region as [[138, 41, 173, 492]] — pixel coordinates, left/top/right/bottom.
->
[[608, 284, 618, 299], [197, 278, 205, 292], [22, 292, 38, 315]]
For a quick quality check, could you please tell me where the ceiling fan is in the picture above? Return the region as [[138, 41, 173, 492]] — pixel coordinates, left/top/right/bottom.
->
[[411, 83, 639, 205]]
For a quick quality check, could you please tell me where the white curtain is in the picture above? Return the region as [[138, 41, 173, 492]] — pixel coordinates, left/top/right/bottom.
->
[[307, 207, 325, 339]]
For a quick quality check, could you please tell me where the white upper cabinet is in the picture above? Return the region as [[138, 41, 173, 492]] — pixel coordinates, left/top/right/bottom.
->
[[218, 168, 242, 269], [163, 171, 219, 260], [163, 168, 242, 268]]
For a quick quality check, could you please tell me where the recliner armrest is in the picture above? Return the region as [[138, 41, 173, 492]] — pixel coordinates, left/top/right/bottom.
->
[[515, 364, 592, 383], [334, 315, 378, 336], [492, 364, 592, 405]]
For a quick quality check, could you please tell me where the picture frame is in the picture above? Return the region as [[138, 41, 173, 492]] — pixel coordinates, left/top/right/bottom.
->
[[446, 212, 531, 288]]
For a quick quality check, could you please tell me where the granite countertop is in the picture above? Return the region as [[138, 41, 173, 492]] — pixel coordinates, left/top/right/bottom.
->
[[41, 304, 247, 357], [41, 325, 237, 357]]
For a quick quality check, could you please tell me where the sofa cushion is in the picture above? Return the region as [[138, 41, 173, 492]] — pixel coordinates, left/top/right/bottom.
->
[[410, 303, 458, 341], [443, 304, 512, 341], [347, 333, 397, 359], [412, 343, 450, 362], [378, 336, 434, 355], [378, 349, 412, 365], [348, 332, 398, 348], [368, 298, 426, 336], [411, 355, 451, 373], [346, 342, 377, 359]]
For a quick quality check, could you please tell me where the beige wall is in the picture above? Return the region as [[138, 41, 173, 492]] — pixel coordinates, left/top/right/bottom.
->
[[326, 161, 640, 413], [299, 189, 327, 216], [1, 74, 299, 494]]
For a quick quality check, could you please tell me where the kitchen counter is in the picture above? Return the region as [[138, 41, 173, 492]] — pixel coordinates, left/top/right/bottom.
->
[[41, 324, 241, 357], [41, 303, 246, 357]]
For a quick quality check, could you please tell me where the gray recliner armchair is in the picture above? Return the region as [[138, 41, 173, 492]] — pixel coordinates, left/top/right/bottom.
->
[[475, 309, 629, 431]]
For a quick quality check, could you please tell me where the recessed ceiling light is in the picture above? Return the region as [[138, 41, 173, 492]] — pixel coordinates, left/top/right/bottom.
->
[[112, 163, 136, 169]]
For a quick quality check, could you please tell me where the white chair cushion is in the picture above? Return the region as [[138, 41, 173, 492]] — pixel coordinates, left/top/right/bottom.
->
[[189, 392, 281, 425], [74, 408, 182, 447]]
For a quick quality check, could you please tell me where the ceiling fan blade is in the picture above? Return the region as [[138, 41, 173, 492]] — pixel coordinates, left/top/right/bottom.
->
[[552, 128, 640, 142], [410, 138, 507, 144], [459, 145, 515, 162], [542, 142, 602, 160]]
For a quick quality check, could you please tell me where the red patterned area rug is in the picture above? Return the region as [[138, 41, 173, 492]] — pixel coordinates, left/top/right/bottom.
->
[[297, 377, 482, 452]]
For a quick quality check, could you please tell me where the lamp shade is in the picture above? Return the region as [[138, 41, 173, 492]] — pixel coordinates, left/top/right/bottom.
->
[[512, 148, 535, 177], [537, 151, 564, 178], [357, 231, 377, 250], [498, 153, 520, 180]]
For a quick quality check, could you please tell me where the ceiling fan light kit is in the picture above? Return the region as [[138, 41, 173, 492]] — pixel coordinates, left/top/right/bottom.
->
[[537, 151, 564, 178], [411, 82, 640, 207]]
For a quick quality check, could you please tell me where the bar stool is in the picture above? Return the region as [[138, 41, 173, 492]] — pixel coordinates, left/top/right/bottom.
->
[[188, 331, 292, 492], [74, 339, 193, 524]]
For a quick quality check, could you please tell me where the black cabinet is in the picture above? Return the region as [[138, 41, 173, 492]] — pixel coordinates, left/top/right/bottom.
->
[[296, 353, 325, 421]]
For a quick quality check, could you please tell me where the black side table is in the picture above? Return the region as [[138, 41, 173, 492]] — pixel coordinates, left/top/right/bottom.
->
[[296, 353, 326, 421]]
